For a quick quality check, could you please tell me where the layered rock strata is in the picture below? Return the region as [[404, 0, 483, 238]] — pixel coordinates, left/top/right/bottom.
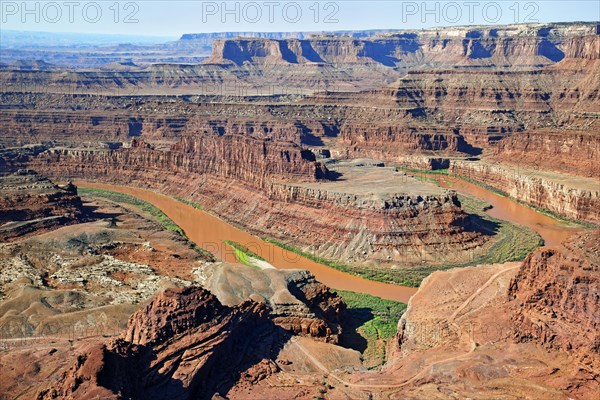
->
[[508, 229, 600, 370], [25, 143, 484, 266], [1, 28, 597, 178], [0, 170, 83, 240], [207, 23, 598, 68], [29, 134, 326, 187], [37, 287, 289, 400], [450, 160, 600, 224], [2, 23, 597, 95]]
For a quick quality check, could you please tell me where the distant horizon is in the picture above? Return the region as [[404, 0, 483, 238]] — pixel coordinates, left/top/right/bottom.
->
[[1, 28, 176, 38], [2, 20, 599, 40], [1, 1, 598, 36]]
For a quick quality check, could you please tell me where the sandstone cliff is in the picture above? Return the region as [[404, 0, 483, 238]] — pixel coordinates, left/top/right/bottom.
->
[[319, 60, 599, 173], [25, 143, 484, 267], [0, 170, 83, 240], [508, 229, 600, 371], [450, 160, 600, 224], [206, 23, 598, 68], [37, 287, 288, 400], [2, 26, 597, 178], [2, 23, 596, 95], [30, 133, 326, 188], [178, 29, 395, 44]]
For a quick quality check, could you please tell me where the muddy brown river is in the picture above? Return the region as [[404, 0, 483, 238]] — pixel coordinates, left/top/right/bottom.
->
[[427, 175, 583, 246], [77, 176, 583, 304], [78, 182, 419, 303]]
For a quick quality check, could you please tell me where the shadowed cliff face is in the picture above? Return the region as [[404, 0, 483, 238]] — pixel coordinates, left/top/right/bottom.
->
[[312, 50, 599, 176], [205, 24, 598, 68], [1, 32, 597, 179], [35, 283, 351, 400], [0, 25, 597, 259], [37, 287, 292, 400]]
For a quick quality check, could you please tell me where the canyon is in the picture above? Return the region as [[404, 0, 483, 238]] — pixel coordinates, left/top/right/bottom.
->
[[0, 173, 356, 399], [0, 21, 598, 400], [1, 25, 598, 230], [1, 132, 489, 271], [4, 183, 596, 398], [2, 23, 598, 94]]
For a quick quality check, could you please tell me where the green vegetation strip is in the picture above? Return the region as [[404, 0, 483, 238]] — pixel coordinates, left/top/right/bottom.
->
[[263, 237, 431, 287], [515, 198, 596, 228], [263, 236, 376, 277], [80, 179, 547, 289], [79, 187, 215, 261], [395, 166, 450, 175], [224, 240, 265, 269], [334, 290, 406, 367], [459, 195, 544, 263], [174, 196, 205, 210]]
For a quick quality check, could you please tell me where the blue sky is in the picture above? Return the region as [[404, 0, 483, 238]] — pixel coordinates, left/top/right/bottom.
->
[[1, 1, 599, 37]]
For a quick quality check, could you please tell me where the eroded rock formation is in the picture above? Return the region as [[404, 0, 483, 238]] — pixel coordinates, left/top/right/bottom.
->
[[0, 170, 83, 241], [201, 264, 345, 343], [387, 232, 600, 399], [0, 176, 351, 400], [2, 21, 599, 400], [23, 143, 484, 267], [2, 23, 597, 95], [508, 229, 600, 370], [37, 287, 289, 400]]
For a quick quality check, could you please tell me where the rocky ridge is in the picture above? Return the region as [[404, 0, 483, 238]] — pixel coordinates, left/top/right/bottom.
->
[[508, 229, 600, 371], [0, 170, 83, 241], [28, 231, 600, 400], [201, 264, 345, 343], [386, 231, 600, 398], [37, 287, 288, 400], [206, 23, 599, 68]]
